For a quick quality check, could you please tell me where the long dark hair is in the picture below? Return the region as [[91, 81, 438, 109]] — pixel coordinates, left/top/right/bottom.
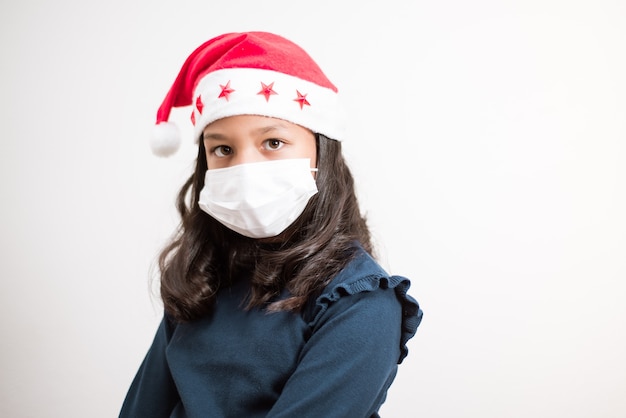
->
[[158, 134, 372, 322]]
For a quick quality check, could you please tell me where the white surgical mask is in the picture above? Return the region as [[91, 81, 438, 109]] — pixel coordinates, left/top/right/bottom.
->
[[198, 158, 318, 238]]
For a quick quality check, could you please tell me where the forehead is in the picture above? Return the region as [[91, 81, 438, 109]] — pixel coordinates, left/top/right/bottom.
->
[[202, 115, 310, 137]]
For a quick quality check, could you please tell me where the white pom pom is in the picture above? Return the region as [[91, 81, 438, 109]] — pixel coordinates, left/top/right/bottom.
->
[[150, 122, 181, 157]]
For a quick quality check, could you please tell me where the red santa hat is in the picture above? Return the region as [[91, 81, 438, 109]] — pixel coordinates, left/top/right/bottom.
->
[[150, 31, 345, 157]]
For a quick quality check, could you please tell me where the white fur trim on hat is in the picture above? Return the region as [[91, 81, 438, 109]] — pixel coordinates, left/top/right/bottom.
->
[[191, 68, 345, 141]]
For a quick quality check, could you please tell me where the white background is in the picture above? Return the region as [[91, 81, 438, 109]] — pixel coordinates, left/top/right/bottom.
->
[[1, 1, 625, 417]]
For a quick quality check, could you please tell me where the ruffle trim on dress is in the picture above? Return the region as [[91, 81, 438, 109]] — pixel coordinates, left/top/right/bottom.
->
[[310, 273, 423, 364]]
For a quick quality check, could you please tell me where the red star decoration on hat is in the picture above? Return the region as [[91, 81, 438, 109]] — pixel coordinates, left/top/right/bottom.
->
[[257, 82, 277, 102], [294, 90, 310, 109], [190, 110, 196, 125], [218, 81, 235, 101], [195, 95, 204, 114]]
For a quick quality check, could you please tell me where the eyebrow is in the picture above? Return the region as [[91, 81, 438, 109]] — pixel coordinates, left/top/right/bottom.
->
[[203, 123, 290, 141], [202, 132, 228, 141]]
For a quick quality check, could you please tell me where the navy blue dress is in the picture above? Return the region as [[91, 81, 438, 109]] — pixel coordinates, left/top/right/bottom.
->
[[120, 248, 422, 417]]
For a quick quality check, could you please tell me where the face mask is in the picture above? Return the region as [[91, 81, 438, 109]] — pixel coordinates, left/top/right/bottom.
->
[[198, 158, 318, 239]]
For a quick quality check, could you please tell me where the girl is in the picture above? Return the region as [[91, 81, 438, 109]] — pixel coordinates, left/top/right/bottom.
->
[[120, 31, 422, 418]]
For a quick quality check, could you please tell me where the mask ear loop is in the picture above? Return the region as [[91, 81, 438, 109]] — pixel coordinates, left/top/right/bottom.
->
[[314, 133, 321, 174]]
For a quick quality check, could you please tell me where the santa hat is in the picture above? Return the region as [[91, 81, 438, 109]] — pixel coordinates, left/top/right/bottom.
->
[[151, 31, 345, 157]]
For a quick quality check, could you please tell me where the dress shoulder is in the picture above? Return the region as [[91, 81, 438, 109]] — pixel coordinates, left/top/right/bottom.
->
[[305, 248, 423, 364]]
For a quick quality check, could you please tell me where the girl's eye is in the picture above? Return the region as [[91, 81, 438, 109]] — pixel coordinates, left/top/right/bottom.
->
[[263, 139, 284, 150], [213, 145, 232, 157]]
